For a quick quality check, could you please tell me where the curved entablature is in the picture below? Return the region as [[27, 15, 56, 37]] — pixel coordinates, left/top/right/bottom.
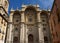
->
[[13, 10, 20, 20], [21, 5, 41, 12], [25, 6, 37, 14], [41, 11, 48, 15], [10, 10, 20, 15], [13, 10, 20, 14], [40, 11, 48, 16], [25, 5, 37, 11]]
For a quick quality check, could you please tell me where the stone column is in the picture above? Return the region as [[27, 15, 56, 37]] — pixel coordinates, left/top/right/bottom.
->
[[20, 12, 25, 43], [37, 12, 44, 43], [8, 13, 13, 43], [25, 25, 28, 43]]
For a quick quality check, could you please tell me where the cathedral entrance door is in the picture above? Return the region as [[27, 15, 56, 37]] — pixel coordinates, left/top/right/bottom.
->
[[28, 34, 34, 43], [13, 37, 19, 43]]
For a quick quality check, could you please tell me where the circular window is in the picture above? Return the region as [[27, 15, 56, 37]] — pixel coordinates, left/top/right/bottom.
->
[[16, 20, 19, 22], [43, 28, 46, 30], [28, 17, 32, 22], [15, 28, 18, 31]]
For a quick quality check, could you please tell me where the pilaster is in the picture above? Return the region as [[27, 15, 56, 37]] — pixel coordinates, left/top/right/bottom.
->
[[25, 25, 28, 43], [20, 12, 25, 43], [7, 13, 13, 43]]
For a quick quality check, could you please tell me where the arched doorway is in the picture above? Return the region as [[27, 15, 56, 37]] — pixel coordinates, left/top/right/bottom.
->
[[28, 34, 34, 43], [13, 37, 18, 43]]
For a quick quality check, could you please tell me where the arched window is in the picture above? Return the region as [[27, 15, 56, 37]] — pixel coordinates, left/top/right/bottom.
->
[[28, 15, 33, 22]]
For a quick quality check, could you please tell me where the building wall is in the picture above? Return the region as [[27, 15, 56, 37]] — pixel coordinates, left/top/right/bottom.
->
[[49, 0, 60, 43], [0, 0, 9, 43], [0, 0, 9, 13], [0, 14, 8, 43]]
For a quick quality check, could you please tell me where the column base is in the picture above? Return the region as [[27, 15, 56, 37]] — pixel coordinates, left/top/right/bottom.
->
[[6, 40, 13, 43]]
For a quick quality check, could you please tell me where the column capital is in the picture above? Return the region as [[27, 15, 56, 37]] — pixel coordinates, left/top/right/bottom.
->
[[37, 12, 41, 22], [21, 12, 25, 22]]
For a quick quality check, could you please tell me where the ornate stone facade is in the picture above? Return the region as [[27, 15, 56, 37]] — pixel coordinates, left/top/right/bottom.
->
[[6, 5, 51, 43]]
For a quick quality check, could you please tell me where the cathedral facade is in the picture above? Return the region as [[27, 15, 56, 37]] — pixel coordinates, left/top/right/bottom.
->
[[5, 5, 51, 43]]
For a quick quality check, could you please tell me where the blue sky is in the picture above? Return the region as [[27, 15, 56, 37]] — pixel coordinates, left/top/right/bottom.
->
[[8, 0, 54, 13]]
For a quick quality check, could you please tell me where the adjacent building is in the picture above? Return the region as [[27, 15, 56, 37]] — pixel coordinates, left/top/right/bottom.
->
[[0, 0, 9, 43], [49, 0, 60, 43]]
